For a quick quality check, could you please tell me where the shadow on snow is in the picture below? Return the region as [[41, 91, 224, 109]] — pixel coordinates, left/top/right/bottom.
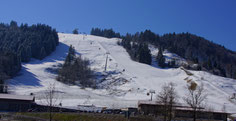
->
[[7, 42, 78, 87]]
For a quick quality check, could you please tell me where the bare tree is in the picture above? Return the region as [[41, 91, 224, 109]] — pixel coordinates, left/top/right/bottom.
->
[[183, 83, 207, 121], [206, 104, 215, 121], [41, 83, 62, 121], [157, 82, 178, 121]]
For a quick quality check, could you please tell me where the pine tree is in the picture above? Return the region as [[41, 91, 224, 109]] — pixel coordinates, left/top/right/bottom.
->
[[18, 45, 32, 62], [64, 45, 76, 66], [39, 47, 47, 60], [57, 47, 94, 87], [0, 79, 4, 93], [138, 44, 152, 65], [90, 28, 121, 38], [233, 70, 236, 79], [73, 29, 78, 34], [0, 22, 59, 81], [168, 59, 176, 68], [10, 21, 17, 28], [157, 47, 166, 68], [207, 58, 213, 70]]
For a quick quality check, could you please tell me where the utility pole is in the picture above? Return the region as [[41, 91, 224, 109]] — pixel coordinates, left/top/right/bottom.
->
[[104, 52, 110, 72]]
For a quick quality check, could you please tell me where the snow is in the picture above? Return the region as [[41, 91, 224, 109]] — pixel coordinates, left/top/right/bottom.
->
[[148, 44, 188, 67], [6, 33, 236, 114]]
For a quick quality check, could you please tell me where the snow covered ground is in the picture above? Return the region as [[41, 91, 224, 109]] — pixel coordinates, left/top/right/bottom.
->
[[148, 44, 188, 67], [6, 33, 236, 113]]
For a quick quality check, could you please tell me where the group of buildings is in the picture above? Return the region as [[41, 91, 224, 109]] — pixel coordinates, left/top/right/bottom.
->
[[138, 100, 228, 121], [0, 93, 231, 120]]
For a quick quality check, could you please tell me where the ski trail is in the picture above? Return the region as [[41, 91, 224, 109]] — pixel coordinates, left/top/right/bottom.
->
[[6, 33, 236, 113]]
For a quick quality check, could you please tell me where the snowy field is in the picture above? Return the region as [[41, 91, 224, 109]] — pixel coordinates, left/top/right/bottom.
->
[[6, 33, 236, 113]]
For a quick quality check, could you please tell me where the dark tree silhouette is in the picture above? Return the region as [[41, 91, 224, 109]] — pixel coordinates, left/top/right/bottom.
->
[[183, 84, 207, 121], [0, 21, 59, 81], [57, 45, 94, 87], [73, 28, 78, 34], [157, 82, 178, 121], [156, 47, 166, 68]]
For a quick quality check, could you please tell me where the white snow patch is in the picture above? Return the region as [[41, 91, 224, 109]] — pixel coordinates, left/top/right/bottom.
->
[[5, 33, 236, 114]]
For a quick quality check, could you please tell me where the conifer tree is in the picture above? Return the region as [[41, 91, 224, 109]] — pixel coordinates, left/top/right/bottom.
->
[[0, 79, 4, 93], [73, 29, 79, 34], [39, 47, 47, 60], [57, 46, 94, 87], [207, 58, 213, 70], [64, 45, 76, 66], [0, 22, 59, 81], [138, 44, 152, 65], [157, 47, 166, 68], [234, 71, 236, 79]]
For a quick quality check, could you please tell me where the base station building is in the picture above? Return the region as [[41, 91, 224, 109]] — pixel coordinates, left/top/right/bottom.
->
[[0, 94, 35, 112]]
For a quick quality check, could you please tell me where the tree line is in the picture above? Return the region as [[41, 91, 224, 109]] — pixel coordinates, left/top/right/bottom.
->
[[119, 38, 152, 65], [0, 21, 59, 62], [158, 32, 236, 79], [91, 28, 121, 38], [0, 21, 59, 92], [120, 31, 177, 68]]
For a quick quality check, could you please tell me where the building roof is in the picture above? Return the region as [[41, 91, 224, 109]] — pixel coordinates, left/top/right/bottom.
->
[[0, 94, 34, 101], [138, 100, 185, 107], [138, 100, 227, 114]]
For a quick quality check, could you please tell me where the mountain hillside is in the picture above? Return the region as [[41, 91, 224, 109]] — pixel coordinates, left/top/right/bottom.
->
[[121, 30, 236, 79], [0, 21, 58, 81], [91, 28, 236, 79], [7, 33, 236, 113]]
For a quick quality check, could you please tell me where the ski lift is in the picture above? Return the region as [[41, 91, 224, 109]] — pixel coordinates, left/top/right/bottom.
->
[[147, 89, 155, 101]]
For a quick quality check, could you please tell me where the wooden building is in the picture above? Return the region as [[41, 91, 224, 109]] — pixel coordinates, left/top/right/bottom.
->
[[0, 94, 35, 112], [138, 100, 228, 121]]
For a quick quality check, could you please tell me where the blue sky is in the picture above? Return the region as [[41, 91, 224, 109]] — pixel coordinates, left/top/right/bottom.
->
[[0, 0, 235, 51]]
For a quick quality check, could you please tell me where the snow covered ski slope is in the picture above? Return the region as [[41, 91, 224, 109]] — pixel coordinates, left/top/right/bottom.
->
[[7, 33, 236, 113]]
